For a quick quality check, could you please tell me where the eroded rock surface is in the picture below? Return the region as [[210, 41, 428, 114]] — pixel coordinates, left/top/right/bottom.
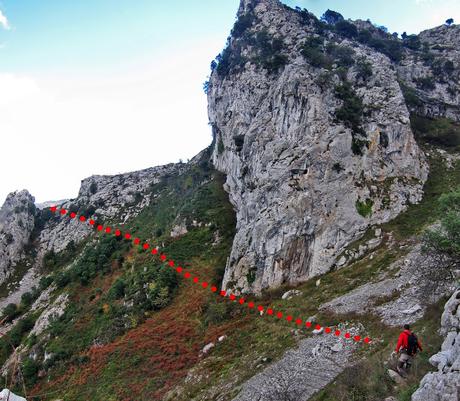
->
[[0, 190, 36, 285], [232, 324, 361, 401], [412, 289, 460, 401], [320, 244, 456, 326], [209, 0, 428, 293]]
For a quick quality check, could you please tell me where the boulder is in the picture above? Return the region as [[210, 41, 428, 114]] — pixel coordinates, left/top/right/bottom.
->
[[0, 389, 27, 401], [202, 342, 215, 354], [402, 304, 422, 315], [387, 369, 405, 385], [281, 289, 302, 300]]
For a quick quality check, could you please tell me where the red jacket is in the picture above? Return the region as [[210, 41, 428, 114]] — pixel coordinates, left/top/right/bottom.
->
[[395, 329, 423, 353]]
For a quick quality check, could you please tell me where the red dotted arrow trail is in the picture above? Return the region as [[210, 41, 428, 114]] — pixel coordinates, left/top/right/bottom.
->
[[50, 206, 371, 345]]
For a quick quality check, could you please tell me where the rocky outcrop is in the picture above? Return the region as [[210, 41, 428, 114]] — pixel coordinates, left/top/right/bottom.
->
[[208, 0, 428, 293], [37, 163, 184, 256], [397, 24, 460, 121], [320, 243, 457, 326], [232, 323, 362, 401], [77, 163, 182, 221], [0, 190, 36, 285], [29, 292, 69, 337], [412, 288, 460, 401], [0, 162, 186, 315]]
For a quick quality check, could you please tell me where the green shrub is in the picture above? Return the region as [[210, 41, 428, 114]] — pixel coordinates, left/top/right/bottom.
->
[[89, 181, 98, 194], [54, 271, 71, 288], [334, 20, 358, 38], [231, 13, 255, 39], [38, 275, 53, 291], [2, 303, 19, 322], [246, 268, 257, 285], [204, 299, 234, 325], [334, 82, 364, 134], [5, 233, 14, 245], [357, 29, 403, 62], [122, 260, 178, 313], [217, 137, 225, 155], [296, 7, 313, 24], [332, 163, 344, 173], [68, 235, 128, 286], [415, 76, 436, 91], [356, 198, 374, 217], [410, 115, 460, 148], [351, 137, 370, 155], [234, 135, 245, 152], [334, 81, 370, 155], [108, 278, 126, 300], [370, 37, 403, 62], [423, 187, 460, 258], [9, 315, 35, 347], [43, 250, 57, 269], [215, 40, 249, 77], [400, 83, 423, 107], [357, 29, 372, 44], [321, 9, 344, 25], [301, 37, 331, 68], [327, 44, 355, 67], [356, 58, 373, 81], [20, 292, 34, 308], [22, 357, 40, 385], [444, 60, 455, 74], [252, 30, 288, 73], [403, 34, 421, 50]]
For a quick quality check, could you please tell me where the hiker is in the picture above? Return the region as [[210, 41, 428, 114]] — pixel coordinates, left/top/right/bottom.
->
[[391, 324, 422, 376]]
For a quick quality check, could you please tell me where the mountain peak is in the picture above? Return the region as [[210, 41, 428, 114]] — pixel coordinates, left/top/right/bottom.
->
[[237, 0, 281, 17]]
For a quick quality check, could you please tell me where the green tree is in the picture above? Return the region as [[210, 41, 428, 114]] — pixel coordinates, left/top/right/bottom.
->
[[321, 9, 344, 25]]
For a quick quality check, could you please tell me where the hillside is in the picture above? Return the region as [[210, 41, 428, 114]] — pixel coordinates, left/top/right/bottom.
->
[[0, 0, 459, 400]]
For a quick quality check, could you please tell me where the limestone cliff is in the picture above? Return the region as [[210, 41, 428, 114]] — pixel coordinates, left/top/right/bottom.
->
[[0, 190, 36, 285], [398, 24, 460, 121], [208, 0, 428, 293]]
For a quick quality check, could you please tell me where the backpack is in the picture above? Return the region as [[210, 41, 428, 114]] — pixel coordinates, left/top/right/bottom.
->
[[406, 332, 419, 356]]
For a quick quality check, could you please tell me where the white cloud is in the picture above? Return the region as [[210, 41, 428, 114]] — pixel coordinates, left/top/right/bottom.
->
[[0, 38, 222, 204], [0, 9, 10, 30]]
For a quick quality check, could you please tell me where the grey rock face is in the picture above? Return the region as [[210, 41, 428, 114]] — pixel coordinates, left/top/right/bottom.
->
[[36, 163, 184, 260], [0, 190, 36, 285], [77, 163, 181, 222], [209, 0, 428, 293], [411, 289, 460, 401], [320, 244, 456, 326], [398, 24, 460, 121], [29, 292, 69, 337], [232, 323, 361, 401]]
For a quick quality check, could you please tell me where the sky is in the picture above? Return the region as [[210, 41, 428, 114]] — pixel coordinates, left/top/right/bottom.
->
[[0, 0, 459, 204]]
